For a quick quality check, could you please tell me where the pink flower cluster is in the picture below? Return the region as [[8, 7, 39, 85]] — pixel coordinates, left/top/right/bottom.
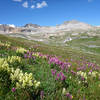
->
[[56, 72, 66, 81], [49, 57, 71, 71], [66, 92, 73, 100], [51, 69, 66, 81]]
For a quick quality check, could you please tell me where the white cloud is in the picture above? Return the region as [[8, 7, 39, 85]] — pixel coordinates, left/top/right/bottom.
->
[[36, 1, 48, 8], [22, 1, 28, 8], [13, 0, 22, 2], [88, 0, 93, 2], [31, 5, 35, 9]]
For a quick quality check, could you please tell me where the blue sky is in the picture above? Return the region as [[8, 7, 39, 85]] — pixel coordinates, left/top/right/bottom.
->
[[0, 0, 100, 26]]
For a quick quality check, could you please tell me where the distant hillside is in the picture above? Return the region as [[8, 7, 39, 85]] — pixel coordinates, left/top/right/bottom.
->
[[0, 20, 95, 34], [0, 20, 100, 46]]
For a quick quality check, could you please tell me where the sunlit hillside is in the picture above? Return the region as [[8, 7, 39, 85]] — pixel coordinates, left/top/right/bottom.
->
[[0, 34, 100, 100]]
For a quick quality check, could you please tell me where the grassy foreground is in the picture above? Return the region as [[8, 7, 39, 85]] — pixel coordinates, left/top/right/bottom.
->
[[0, 34, 100, 100]]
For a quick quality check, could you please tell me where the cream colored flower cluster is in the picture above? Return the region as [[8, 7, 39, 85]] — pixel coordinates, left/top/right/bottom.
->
[[62, 88, 67, 94], [7, 56, 21, 63], [88, 71, 99, 78], [10, 68, 40, 89], [32, 52, 40, 57], [16, 47, 27, 54], [32, 52, 47, 59], [0, 57, 40, 89], [77, 71, 87, 80], [0, 41, 11, 47], [0, 58, 10, 72]]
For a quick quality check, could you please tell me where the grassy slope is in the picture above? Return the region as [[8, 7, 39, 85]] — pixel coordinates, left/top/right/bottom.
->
[[0, 34, 100, 100], [0, 34, 100, 64], [67, 36, 100, 54]]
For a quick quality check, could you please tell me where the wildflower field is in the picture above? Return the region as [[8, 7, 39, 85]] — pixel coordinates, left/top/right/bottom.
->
[[0, 34, 100, 100]]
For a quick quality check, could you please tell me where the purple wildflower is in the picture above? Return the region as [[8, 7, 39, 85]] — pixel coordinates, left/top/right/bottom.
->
[[57, 73, 60, 78], [51, 69, 56, 76], [24, 54, 27, 58], [90, 70, 92, 73], [40, 91, 44, 99], [66, 92, 70, 97], [69, 95, 73, 100], [59, 72, 66, 81], [61, 75, 66, 81], [71, 70, 76, 75], [83, 95, 86, 100], [27, 51, 30, 54], [66, 59, 68, 62], [66, 93, 73, 100], [56, 73, 60, 80], [81, 76, 85, 81], [28, 55, 32, 58], [12, 87, 16, 92]]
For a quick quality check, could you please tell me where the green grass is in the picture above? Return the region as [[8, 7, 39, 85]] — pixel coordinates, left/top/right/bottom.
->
[[0, 34, 100, 64], [0, 34, 100, 100], [67, 36, 100, 54]]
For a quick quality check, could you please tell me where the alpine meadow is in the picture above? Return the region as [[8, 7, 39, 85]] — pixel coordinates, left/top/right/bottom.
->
[[0, 0, 100, 100]]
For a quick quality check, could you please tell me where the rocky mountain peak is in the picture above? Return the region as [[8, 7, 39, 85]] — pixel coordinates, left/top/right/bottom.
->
[[0, 24, 16, 33], [24, 23, 40, 28], [0, 20, 96, 34], [63, 20, 81, 25]]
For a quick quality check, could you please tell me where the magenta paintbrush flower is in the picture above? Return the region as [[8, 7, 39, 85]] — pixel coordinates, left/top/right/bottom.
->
[[12, 87, 16, 92]]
